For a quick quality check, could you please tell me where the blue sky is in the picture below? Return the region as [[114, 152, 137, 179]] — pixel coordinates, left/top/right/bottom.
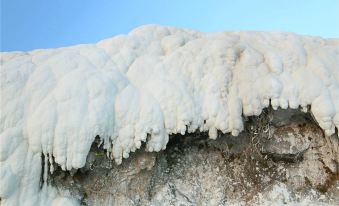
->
[[1, 0, 339, 51]]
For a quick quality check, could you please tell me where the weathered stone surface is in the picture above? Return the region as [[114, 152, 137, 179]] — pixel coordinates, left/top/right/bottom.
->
[[261, 122, 314, 162], [50, 108, 339, 205]]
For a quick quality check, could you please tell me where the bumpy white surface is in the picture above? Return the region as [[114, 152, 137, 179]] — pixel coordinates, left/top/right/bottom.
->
[[0, 25, 339, 205]]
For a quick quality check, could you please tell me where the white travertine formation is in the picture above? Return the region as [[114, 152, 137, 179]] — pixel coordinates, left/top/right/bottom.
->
[[0, 25, 338, 205]]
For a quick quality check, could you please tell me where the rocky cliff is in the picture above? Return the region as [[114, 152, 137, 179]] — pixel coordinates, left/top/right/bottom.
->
[[1, 25, 338, 205]]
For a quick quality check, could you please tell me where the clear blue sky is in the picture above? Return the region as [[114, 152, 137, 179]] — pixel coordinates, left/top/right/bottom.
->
[[1, 0, 339, 51]]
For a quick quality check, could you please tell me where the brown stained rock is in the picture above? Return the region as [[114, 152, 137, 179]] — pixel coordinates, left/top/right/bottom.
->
[[50, 108, 339, 205]]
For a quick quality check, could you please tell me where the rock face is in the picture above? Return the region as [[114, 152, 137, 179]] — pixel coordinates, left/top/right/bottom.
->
[[51, 108, 339, 205]]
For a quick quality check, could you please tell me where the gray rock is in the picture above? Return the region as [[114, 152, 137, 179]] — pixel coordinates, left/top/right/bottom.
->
[[50, 108, 339, 205]]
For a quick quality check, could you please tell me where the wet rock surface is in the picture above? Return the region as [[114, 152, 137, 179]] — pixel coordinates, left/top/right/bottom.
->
[[51, 108, 339, 205]]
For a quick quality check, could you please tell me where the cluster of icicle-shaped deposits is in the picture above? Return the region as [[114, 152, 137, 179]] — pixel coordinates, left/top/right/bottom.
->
[[1, 25, 339, 205]]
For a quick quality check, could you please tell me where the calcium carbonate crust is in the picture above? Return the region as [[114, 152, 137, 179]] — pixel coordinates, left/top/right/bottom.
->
[[1, 25, 339, 205]]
